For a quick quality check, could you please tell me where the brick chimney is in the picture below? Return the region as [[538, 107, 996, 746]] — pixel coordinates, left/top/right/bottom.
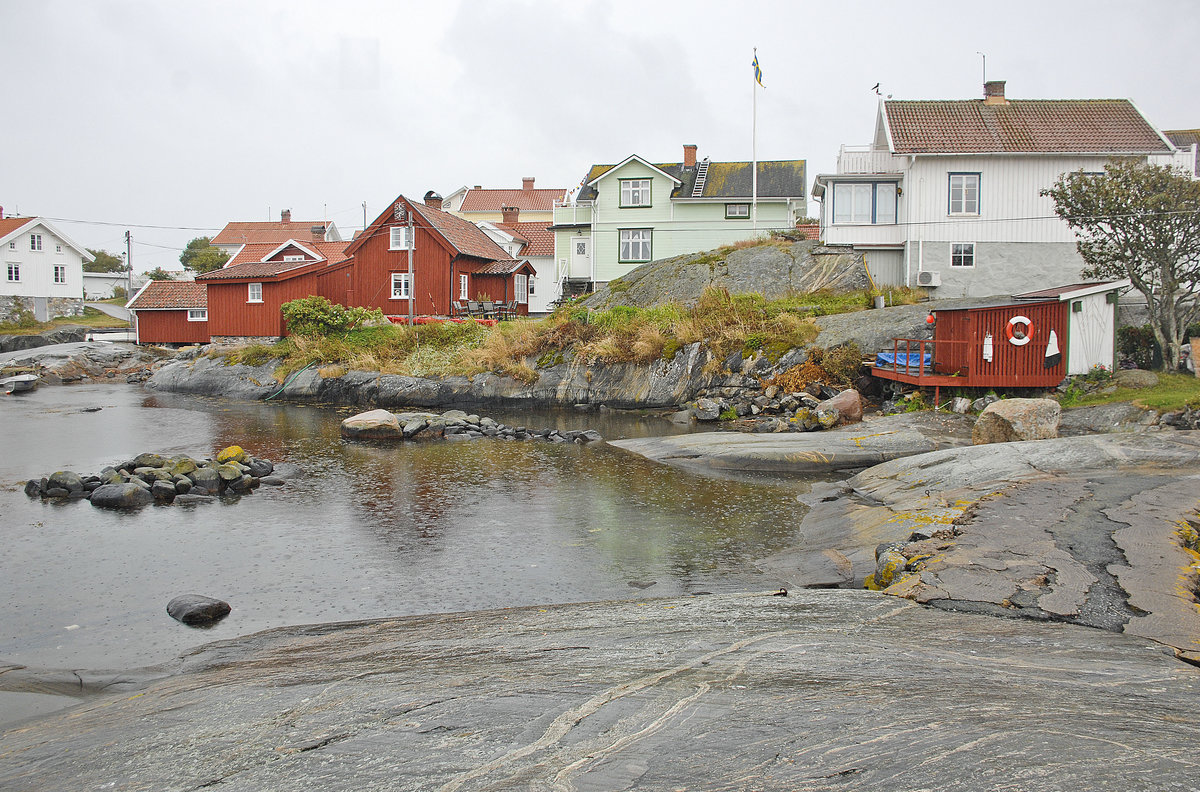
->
[[424, 190, 443, 210], [522, 177, 535, 191], [501, 205, 519, 224], [0, 206, 4, 220], [281, 209, 292, 223], [683, 144, 697, 169], [983, 80, 1008, 105]]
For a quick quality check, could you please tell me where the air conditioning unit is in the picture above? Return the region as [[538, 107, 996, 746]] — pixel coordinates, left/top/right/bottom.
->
[[917, 270, 941, 287]]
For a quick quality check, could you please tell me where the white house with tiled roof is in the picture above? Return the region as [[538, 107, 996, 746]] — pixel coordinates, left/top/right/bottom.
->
[[443, 178, 565, 224], [477, 207, 556, 313], [812, 81, 1194, 298], [0, 212, 92, 322]]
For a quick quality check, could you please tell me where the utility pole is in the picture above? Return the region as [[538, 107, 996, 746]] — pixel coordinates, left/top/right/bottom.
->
[[125, 230, 132, 297], [362, 201, 367, 234], [407, 209, 414, 327]]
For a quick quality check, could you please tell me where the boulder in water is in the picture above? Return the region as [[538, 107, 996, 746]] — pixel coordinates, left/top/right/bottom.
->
[[167, 595, 231, 626]]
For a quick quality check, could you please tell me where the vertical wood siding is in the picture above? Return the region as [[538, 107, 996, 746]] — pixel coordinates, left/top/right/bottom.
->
[[134, 310, 210, 344], [349, 223, 456, 316], [934, 301, 1067, 387]]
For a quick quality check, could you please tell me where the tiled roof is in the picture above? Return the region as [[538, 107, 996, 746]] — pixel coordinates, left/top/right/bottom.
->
[[496, 221, 554, 257], [577, 158, 806, 201], [197, 239, 350, 281], [459, 188, 566, 212], [474, 259, 532, 275], [409, 201, 515, 262], [128, 280, 207, 310], [211, 221, 333, 246], [0, 217, 37, 239], [884, 100, 1171, 154]]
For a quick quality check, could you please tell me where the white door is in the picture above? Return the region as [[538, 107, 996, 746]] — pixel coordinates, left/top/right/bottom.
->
[[569, 236, 591, 279], [1067, 294, 1114, 375]]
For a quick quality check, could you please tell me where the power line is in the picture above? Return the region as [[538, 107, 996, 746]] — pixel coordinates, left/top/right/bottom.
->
[[36, 216, 223, 232]]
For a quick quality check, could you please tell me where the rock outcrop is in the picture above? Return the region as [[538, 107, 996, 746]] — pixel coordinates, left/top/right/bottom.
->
[[340, 409, 604, 445]]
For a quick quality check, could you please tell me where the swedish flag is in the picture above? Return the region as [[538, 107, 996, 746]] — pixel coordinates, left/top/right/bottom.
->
[[753, 53, 764, 88]]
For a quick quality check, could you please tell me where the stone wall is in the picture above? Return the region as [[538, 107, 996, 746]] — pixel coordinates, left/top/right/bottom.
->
[[210, 335, 283, 346], [0, 295, 84, 323]]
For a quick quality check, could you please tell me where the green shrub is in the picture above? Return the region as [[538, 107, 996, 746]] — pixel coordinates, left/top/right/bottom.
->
[[281, 296, 384, 337], [1117, 325, 1162, 370]]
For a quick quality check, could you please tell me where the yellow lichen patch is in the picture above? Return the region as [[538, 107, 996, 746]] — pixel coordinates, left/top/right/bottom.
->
[[883, 574, 922, 599], [849, 430, 898, 448], [216, 445, 248, 464]]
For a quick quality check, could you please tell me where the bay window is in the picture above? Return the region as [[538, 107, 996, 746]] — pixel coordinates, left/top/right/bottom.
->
[[832, 182, 897, 225]]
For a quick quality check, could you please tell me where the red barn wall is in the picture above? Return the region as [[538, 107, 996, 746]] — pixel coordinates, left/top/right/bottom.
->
[[135, 310, 210, 344], [935, 301, 1067, 388], [350, 225, 460, 316]]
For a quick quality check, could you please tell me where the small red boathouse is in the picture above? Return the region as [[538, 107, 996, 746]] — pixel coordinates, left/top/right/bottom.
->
[[872, 281, 1128, 399]]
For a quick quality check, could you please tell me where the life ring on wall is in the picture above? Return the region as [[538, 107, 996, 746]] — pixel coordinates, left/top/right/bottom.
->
[[1006, 315, 1032, 346]]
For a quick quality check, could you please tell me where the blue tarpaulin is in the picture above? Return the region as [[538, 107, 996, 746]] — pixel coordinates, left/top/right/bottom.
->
[[875, 351, 931, 368]]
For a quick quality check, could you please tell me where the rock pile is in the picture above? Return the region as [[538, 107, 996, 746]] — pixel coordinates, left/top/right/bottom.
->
[[23, 445, 281, 509], [679, 387, 864, 434], [341, 408, 604, 444]]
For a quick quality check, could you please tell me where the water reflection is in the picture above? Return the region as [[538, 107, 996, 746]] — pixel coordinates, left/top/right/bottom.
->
[[1, 385, 816, 674]]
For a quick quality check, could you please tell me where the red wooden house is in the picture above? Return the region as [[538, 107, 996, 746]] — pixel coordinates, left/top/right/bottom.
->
[[127, 280, 210, 345], [341, 193, 536, 319], [196, 239, 352, 342], [872, 281, 1127, 402]]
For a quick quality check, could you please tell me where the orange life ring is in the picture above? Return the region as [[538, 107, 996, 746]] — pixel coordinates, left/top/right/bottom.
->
[[1006, 315, 1032, 346]]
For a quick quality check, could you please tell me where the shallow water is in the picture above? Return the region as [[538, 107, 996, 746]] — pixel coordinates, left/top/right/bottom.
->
[[0, 385, 819, 681]]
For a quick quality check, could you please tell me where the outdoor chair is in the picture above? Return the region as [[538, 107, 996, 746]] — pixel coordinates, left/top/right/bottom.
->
[[451, 300, 468, 318], [481, 301, 496, 319], [467, 301, 482, 318], [501, 300, 518, 320]]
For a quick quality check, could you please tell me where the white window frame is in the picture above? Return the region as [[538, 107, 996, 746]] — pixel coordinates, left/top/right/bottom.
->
[[282, 254, 305, 262], [55, 244, 62, 253], [6, 262, 19, 282], [53, 265, 67, 284], [515, 273, 528, 305], [248, 282, 263, 302], [390, 272, 412, 300], [725, 203, 750, 218], [187, 308, 208, 322], [459, 273, 469, 300], [948, 173, 980, 215], [7, 241, 13, 250], [620, 179, 652, 208], [527, 276, 536, 296], [950, 242, 975, 268], [30, 234, 42, 251], [832, 181, 897, 225], [389, 226, 412, 251], [619, 229, 652, 263]]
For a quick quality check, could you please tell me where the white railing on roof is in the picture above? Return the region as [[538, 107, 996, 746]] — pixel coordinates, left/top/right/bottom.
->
[[837, 145, 905, 175], [552, 200, 593, 226]]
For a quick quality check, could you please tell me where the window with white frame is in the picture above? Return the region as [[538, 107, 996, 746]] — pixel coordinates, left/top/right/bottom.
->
[[248, 282, 263, 302], [832, 182, 897, 225], [459, 273, 468, 300], [951, 243, 975, 267], [187, 308, 208, 321], [515, 273, 528, 304], [283, 254, 305, 262], [620, 179, 652, 207], [391, 272, 411, 299], [619, 229, 652, 263], [53, 265, 66, 283], [30, 234, 42, 251], [7, 241, 13, 250], [528, 276, 536, 296], [725, 203, 750, 218], [6, 262, 19, 282], [55, 244, 62, 253], [389, 226, 412, 250], [948, 173, 980, 215]]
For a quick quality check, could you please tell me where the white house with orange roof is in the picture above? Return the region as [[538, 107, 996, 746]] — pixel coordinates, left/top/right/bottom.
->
[[0, 210, 92, 322], [210, 209, 344, 261], [476, 204, 556, 314], [443, 178, 565, 225], [811, 81, 1194, 298]]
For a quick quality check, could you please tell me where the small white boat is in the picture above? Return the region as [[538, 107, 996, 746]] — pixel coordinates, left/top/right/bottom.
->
[[1, 373, 38, 394]]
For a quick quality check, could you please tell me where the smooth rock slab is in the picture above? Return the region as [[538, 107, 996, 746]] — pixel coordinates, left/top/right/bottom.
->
[[3, 592, 1198, 791], [166, 594, 231, 626]]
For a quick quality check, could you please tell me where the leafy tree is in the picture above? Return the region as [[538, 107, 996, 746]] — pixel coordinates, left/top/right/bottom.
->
[[1043, 160, 1200, 371], [145, 267, 177, 281], [180, 236, 230, 274], [84, 248, 126, 273]]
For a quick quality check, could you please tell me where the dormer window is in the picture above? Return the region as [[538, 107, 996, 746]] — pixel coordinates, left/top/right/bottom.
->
[[283, 254, 305, 262], [620, 179, 652, 207]]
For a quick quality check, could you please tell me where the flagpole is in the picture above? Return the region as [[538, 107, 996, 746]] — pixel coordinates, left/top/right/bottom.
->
[[752, 47, 758, 233]]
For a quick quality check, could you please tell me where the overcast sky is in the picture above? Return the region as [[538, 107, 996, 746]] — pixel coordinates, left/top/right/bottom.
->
[[2, 0, 1197, 274]]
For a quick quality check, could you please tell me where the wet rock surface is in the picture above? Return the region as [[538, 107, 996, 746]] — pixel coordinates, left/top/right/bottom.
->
[[167, 595, 231, 626], [795, 432, 1200, 664], [0, 340, 165, 384], [2, 591, 1198, 791]]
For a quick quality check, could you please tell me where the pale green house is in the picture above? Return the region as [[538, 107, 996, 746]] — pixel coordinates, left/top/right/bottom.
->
[[550, 145, 807, 297]]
